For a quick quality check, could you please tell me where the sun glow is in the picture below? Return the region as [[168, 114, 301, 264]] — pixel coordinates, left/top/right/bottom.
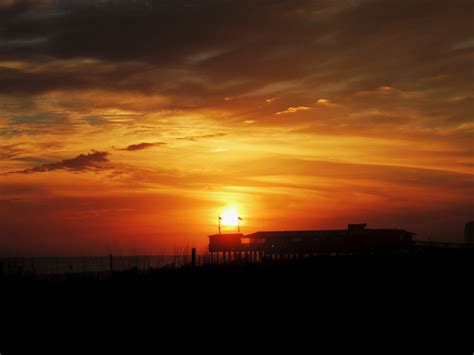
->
[[220, 207, 241, 227]]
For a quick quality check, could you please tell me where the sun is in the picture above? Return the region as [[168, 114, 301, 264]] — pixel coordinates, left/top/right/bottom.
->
[[220, 207, 241, 227]]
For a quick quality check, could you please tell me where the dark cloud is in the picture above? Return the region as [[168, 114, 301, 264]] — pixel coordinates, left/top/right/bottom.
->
[[3, 151, 110, 174], [0, 0, 471, 137], [118, 142, 165, 151], [9, 111, 66, 125], [0, 0, 469, 102]]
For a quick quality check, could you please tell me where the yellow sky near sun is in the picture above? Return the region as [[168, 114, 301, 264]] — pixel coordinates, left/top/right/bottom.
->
[[1, 98, 472, 254]]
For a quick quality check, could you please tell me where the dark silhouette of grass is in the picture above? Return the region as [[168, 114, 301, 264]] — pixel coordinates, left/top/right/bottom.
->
[[1, 250, 472, 354]]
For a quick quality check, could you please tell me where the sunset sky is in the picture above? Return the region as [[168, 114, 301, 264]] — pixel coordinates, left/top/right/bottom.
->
[[0, 0, 473, 255]]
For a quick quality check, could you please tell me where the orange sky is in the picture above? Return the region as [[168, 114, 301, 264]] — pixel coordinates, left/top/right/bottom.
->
[[0, 0, 473, 255]]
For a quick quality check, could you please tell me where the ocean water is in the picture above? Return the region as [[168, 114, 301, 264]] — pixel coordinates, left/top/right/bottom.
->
[[0, 255, 192, 275]]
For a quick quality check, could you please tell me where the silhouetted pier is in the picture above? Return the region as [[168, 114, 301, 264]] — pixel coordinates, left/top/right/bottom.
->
[[208, 223, 474, 263]]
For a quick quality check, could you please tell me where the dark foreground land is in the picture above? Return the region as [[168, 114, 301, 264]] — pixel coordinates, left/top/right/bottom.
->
[[1, 253, 473, 354]]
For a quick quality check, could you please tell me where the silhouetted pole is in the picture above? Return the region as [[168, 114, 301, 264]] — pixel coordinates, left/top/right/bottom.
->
[[110, 253, 113, 274], [191, 248, 196, 267]]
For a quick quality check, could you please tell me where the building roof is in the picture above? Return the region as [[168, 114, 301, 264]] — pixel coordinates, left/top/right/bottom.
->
[[246, 228, 416, 237], [208, 233, 243, 238]]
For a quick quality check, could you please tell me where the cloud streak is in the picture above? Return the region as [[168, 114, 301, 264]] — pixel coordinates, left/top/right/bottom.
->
[[276, 106, 311, 115], [177, 133, 227, 141], [118, 142, 166, 151], [3, 151, 110, 174]]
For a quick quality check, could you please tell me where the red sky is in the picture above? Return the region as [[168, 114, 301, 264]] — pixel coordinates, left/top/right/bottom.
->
[[0, 0, 473, 255]]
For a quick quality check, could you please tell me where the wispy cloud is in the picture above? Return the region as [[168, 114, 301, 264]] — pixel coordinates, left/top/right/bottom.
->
[[177, 133, 227, 141], [276, 106, 311, 115], [316, 98, 338, 107], [3, 151, 110, 174], [9, 112, 66, 125], [117, 142, 166, 151]]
